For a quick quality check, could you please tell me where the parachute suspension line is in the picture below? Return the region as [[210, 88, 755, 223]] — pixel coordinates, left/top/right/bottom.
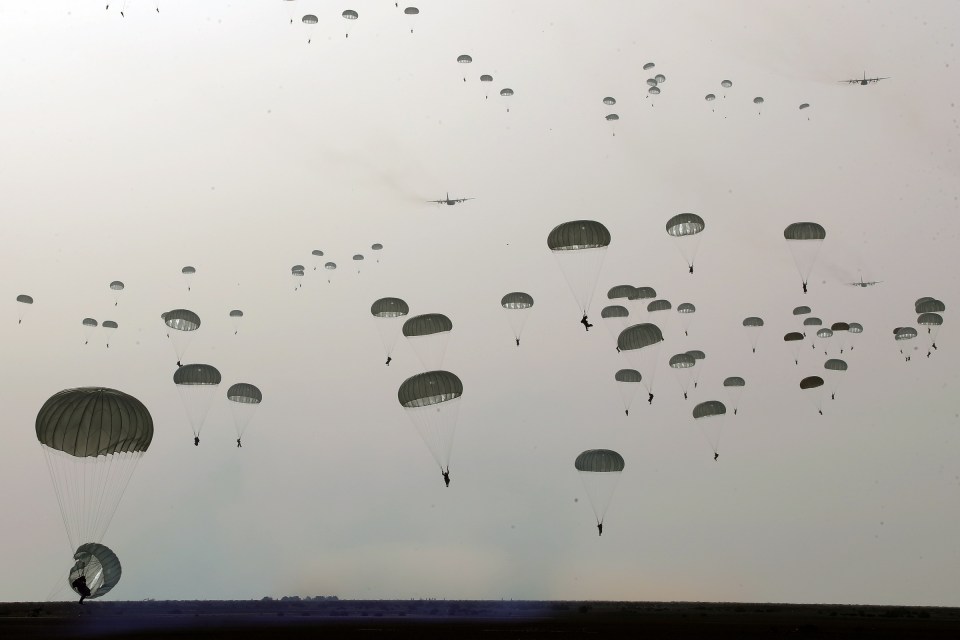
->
[[42, 448, 75, 551]]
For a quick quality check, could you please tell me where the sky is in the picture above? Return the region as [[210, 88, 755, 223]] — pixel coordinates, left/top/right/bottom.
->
[[2, 0, 960, 605]]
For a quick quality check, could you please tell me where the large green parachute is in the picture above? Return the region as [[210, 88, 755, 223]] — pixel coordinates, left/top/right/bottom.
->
[[37, 388, 153, 550], [547, 221, 611, 317], [403, 313, 453, 369], [693, 400, 727, 456], [228, 383, 262, 441], [164, 309, 201, 361], [575, 449, 624, 530], [174, 364, 221, 440], [665, 213, 705, 273], [501, 292, 534, 345], [783, 222, 826, 293], [398, 371, 463, 475], [371, 298, 410, 361], [618, 323, 664, 395]]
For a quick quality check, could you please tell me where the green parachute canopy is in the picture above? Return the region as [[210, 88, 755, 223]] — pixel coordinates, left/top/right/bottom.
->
[[227, 383, 262, 404], [693, 400, 726, 419], [402, 313, 452, 337], [397, 370, 463, 408], [574, 449, 625, 472], [723, 377, 745, 387], [665, 213, 705, 237], [547, 220, 611, 250], [617, 323, 664, 351], [615, 369, 642, 383], [371, 297, 410, 318], [501, 292, 534, 310], [601, 305, 629, 319]]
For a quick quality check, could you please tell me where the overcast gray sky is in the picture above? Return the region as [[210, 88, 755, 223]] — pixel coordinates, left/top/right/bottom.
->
[[2, 0, 960, 604]]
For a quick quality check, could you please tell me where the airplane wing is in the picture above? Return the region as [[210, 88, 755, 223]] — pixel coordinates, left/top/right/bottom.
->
[[427, 199, 444, 204], [839, 79, 858, 84], [455, 198, 475, 203]]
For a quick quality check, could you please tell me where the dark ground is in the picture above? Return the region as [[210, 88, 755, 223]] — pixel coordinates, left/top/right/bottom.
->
[[3, 599, 960, 639]]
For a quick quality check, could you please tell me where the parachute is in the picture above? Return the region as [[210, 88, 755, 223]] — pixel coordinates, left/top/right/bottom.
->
[[227, 383, 262, 441], [647, 299, 672, 312], [302, 14, 317, 24], [342, 9, 358, 37], [648, 86, 660, 96], [607, 285, 636, 300], [692, 400, 727, 456], [500, 88, 514, 111], [721, 79, 733, 88], [677, 302, 696, 336], [109, 281, 124, 306], [618, 323, 664, 395], [480, 74, 493, 82], [603, 97, 616, 105], [743, 316, 764, 353], [70, 543, 121, 601], [614, 369, 642, 415], [163, 309, 200, 362], [800, 375, 825, 414], [793, 306, 811, 316], [403, 313, 453, 369], [705, 93, 715, 102], [916, 298, 945, 314], [665, 213, 705, 273], [654, 74, 666, 84], [917, 312, 943, 345], [575, 449, 624, 529], [669, 353, 696, 399], [16, 294, 33, 324], [823, 358, 848, 398], [398, 370, 463, 474], [723, 377, 746, 415], [371, 297, 410, 361], [229, 309, 243, 335], [783, 222, 826, 293], [403, 6, 419, 32], [102, 320, 118, 348], [753, 96, 764, 104], [547, 220, 610, 319], [457, 54, 473, 64], [643, 62, 655, 71], [37, 387, 153, 550], [82, 318, 98, 344], [353, 254, 364, 273], [646, 78, 658, 87], [830, 322, 850, 353], [371, 244, 383, 262], [181, 266, 195, 291], [632, 286, 656, 301], [847, 321, 864, 350], [501, 292, 534, 345], [784, 331, 805, 364], [605, 113, 619, 121], [173, 364, 221, 440], [291, 264, 305, 288], [895, 326, 918, 359]]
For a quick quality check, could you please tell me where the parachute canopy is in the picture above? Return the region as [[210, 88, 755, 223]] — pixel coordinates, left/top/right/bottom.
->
[[705, 93, 716, 101], [693, 400, 726, 419], [677, 302, 696, 314], [721, 79, 733, 88], [615, 369, 642, 383], [16, 294, 33, 304], [618, 323, 664, 351], [174, 364, 222, 386], [601, 305, 628, 318], [605, 113, 619, 121], [229, 310, 243, 318], [500, 88, 514, 97], [784, 222, 826, 241], [647, 299, 672, 313], [302, 14, 318, 24], [501, 292, 534, 310], [607, 285, 636, 300], [403, 313, 452, 337], [371, 297, 410, 318], [164, 309, 200, 332], [181, 266, 196, 275], [70, 542, 121, 600], [603, 97, 616, 105], [404, 7, 419, 15], [102, 320, 118, 330], [753, 97, 764, 105], [743, 316, 764, 327], [643, 62, 655, 70], [784, 332, 804, 342], [398, 370, 463, 408], [480, 74, 493, 82], [723, 376, 745, 387], [800, 376, 824, 390], [342, 9, 358, 20], [311, 249, 324, 257], [227, 383, 262, 404], [109, 281, 124, 291], [793, 306, 811, 316], [82, 318, 98, 328], [665, 213, 705, 237], [824, 359, 848, 371], [457, 54, 472, 63], [575, 449, 625, 472], [669, 353, 695, 369]]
